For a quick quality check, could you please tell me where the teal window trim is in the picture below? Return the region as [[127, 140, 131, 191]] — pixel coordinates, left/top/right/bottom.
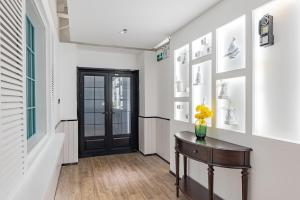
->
[[26, 17, 36, 139]]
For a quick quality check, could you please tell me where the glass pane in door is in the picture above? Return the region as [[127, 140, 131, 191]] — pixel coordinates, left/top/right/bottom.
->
[[84, 75, 106, 137], [112, 76, 131, 135]]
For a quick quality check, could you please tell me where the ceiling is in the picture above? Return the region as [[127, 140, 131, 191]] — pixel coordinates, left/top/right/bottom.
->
[[68, 0, 222, 49]]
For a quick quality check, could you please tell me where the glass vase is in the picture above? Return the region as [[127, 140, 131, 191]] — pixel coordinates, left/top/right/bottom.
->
[[195, 120, 207, 140]]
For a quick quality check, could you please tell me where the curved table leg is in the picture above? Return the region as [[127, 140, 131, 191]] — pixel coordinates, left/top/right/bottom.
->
[[208, 165, 214, 200], [183, 156, 187, 178], [175, 151, 180, 197], [242, 168, 249, 200]]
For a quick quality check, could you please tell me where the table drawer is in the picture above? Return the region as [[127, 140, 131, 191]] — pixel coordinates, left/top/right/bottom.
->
[[178, 141, 208, 162], [212, 149, 246, 167]]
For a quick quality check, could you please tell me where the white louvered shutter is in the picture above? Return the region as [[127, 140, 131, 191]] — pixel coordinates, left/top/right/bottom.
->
[[0, 0, 26, 199]]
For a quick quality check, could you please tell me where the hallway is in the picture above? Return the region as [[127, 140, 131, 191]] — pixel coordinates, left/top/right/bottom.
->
[[2, 0, 300, 199], [55, 153, 188, 200]]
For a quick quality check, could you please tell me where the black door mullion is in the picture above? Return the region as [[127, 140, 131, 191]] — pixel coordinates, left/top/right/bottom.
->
[[107, 73, 113, 152], [93, 76, 96, 142], [132, 72, 137, 149], [79, 73, 85, 155], [103, 73, 109, 153]]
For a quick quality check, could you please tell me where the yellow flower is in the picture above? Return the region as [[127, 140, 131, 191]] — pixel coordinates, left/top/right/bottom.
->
[[196, 105, 205, 112], [194, 104, 213, 120]]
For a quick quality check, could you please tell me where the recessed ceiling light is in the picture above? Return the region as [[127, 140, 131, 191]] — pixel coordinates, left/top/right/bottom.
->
[[120, 29, 128, 34]]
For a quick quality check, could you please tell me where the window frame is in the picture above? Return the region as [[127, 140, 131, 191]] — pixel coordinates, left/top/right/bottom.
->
[[26, 16, 36, 140], [25, 0, 55, 169]]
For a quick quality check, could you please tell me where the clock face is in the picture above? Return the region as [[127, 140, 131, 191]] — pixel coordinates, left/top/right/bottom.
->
[[261, 25, 269, 35]]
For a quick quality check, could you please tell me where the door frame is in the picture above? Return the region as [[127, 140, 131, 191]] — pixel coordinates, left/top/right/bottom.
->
[[77, 67, 139, 157]]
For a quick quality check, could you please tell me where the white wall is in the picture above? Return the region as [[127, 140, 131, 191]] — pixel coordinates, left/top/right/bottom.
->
[[77, 45, 139, 69], [253, 0, 300, 142], [137, 51, 157, 155], [137, 51, 171, 159], [156, 58, 172, 119], [137, 52, 145, 115], [168, 0, 300, 199], [137, 50, 172, 118], [58, 44, 139, 120], [138, 51, 158, 117], [58, 43, 78, 120]]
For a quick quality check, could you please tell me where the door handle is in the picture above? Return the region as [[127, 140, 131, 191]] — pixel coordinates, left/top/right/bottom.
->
[[101, 111, 114, 116]]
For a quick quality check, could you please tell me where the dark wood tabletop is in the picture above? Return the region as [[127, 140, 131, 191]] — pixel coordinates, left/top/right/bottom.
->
[[175, 131, 253, 152]]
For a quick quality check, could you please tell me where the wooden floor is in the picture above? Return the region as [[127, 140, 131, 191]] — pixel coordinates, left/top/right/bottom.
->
[[55, 153, 188, 200]]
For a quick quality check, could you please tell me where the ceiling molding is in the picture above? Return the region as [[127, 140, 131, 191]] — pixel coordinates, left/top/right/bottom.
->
[[68, 41, 155, 51]]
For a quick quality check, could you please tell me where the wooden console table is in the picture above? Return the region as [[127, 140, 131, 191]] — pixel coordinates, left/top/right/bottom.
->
[[175, 131, 252, 200]]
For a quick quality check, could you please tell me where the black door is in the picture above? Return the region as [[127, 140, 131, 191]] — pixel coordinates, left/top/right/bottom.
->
[[78, 69, 139, 157]]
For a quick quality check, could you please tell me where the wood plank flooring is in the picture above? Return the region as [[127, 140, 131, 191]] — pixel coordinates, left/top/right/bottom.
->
[[55, 153, 188, 200]]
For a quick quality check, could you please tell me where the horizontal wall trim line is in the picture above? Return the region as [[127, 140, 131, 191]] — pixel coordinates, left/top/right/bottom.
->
[[138, 116, 170, 121], [60, 119, 78, 122], [55, 119, 78, 129]]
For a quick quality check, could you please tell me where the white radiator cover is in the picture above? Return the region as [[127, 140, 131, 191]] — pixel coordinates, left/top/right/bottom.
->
[[139, 117, 170, 161], [156, 118, 171, 161], [56, 120, 78, 164], [139, 117, 157, 154]]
